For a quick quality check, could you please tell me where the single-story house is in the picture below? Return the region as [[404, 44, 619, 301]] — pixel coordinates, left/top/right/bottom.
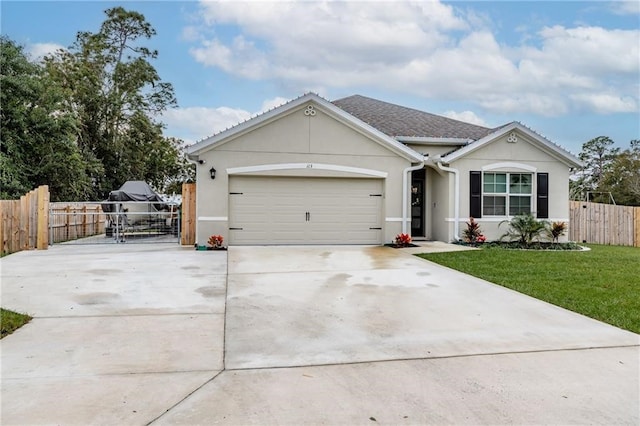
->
[[186, 93, 581, 246]]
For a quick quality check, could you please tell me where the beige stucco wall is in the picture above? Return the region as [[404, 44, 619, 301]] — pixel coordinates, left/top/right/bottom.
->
[[192, 103, 414, 245], [447, 131, 573, 242], [426, 167, 453, 242]]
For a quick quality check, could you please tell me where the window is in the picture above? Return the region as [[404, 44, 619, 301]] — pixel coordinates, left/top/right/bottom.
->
[[482, 172, 532, 216]]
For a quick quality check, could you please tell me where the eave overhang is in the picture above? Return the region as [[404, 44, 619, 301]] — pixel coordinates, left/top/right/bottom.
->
[[442, 122, 583, 169], [186, 93, 424, 163]]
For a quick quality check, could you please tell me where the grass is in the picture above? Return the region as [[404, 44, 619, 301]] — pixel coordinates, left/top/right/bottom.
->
[[1, 308, 32, 338], [418, 244, 640, 334]]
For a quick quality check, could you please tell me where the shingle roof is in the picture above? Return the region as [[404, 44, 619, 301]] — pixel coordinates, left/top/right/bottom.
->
[[332, 94, 494, 141]]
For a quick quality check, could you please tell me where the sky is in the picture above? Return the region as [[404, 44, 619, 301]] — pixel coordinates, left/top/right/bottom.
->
[[2, 0, 639, 155]]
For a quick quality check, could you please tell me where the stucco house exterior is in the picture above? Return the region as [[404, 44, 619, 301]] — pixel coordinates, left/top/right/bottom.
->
[[186, 93, 581, 246]]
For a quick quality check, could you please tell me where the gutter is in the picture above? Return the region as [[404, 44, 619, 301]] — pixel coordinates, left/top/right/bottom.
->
[[395, 136, 472, 146], [435, 158, 461, 241], [402, 159, 425, 235]]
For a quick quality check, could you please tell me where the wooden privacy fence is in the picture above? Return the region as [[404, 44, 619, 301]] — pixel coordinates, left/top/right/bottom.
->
[[49, 202, 106, 244], [570, 201, 640, 247], [0, 185, 50, 255], [181, 182, 196, 246]]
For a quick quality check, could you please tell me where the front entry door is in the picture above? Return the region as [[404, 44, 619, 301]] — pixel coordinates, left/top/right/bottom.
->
[[411, 169, 425, 237]]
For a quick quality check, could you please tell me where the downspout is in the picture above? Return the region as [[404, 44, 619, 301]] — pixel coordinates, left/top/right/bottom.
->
[[402, 159, 425, 234], [436, 160, 461, 241]]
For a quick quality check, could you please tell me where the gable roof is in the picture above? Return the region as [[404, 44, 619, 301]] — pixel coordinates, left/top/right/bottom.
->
[[332, 95, 494, 140], [186, 92, 581, 168], [443, 121, 582, 168], [333, 95, 581, 168], [186, 93, 423, 162]]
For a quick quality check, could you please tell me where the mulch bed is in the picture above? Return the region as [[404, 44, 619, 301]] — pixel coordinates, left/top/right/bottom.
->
[[458, 241, 583, 250]]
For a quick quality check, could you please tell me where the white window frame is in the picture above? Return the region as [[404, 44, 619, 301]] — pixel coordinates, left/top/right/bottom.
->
[[482, 172, 533, 217]]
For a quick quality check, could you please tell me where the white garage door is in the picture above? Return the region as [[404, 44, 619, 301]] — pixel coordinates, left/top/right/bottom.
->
[[229, 176, 383, 245]]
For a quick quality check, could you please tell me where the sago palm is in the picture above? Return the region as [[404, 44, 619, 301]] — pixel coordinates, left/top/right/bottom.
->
[[499, 213, 548, 245]]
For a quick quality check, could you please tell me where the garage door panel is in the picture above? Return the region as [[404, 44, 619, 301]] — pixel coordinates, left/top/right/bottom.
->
[[229, 176, 383, 245]]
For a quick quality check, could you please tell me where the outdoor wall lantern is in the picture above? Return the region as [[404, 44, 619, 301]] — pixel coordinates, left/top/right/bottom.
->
[[209, 167, 217, 180]]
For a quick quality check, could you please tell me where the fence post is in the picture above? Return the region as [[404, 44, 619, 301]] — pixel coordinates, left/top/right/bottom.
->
[[81, 205, 87, 238], [181, 183, 196, 246], [36, 185, 49, 250], [0, 201, 5, 255], [20, 195, 28, 250], [635, 207, 640, 248]]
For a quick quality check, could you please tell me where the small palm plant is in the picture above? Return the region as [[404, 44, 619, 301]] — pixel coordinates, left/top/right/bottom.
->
[[499, 213, 548, 245]]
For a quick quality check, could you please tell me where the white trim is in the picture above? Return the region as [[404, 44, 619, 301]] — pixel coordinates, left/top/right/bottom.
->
[[396, 136, 471, 145], [198, 216, 228, 222], [482, 162, 537, 172], [227, 163, 388, 178], [437, 162, 461, 241], [442, 122, 582, 168], [385, 217, 404, 222], [445, 217, 569, 222], [187, 93, 424, 162], [402, 162, 425, 233]]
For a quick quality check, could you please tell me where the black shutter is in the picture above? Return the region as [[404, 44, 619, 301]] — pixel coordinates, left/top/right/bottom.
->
[[537, 173, 549, 219], [470, 171, 482, 218]]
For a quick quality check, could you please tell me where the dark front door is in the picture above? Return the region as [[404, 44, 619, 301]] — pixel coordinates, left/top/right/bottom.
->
[[411, 169, 425, 237]]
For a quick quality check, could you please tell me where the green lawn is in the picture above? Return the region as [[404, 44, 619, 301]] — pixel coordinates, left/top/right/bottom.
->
[[418, 244, 640, 334], [1, 308, 32, 338]]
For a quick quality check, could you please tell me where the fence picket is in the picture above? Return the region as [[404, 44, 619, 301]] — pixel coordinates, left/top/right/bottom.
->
[[570, 200, 639, 247], [0, 186, 46, 255]]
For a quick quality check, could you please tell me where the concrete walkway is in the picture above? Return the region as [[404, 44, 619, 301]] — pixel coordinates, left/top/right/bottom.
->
[[1, 244, 638, 425]]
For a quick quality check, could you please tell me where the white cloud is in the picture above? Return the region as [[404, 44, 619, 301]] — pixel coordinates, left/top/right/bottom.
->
[[261, 97, 289, 112], [160, 96, 294, 144], [442, 110, 488, 127], [534, 25, 639, 74], [610, 0, 640, 15], [161, 106, 251, 144], [570, 93, 638, 114], [27, 42, 64, 61], [186, 0, 639, 117], [191, 0, 465, 80], [181, 26, 201, 42]]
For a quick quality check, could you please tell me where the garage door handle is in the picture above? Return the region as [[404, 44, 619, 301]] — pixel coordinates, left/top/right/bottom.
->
[[369, 227, 382, 230], [305, 212, 310, 221]]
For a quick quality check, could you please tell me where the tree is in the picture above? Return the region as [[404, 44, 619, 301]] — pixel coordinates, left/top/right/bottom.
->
[[117, 111, 194, 193], [571, 136, 620, 203], [44, 7, 181, 199], [601, 140, 640, 206], [0, 37, 94, 201]]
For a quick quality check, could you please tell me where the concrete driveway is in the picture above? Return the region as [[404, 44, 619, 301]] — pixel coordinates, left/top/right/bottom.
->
[[1, 244, 638, 425]]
